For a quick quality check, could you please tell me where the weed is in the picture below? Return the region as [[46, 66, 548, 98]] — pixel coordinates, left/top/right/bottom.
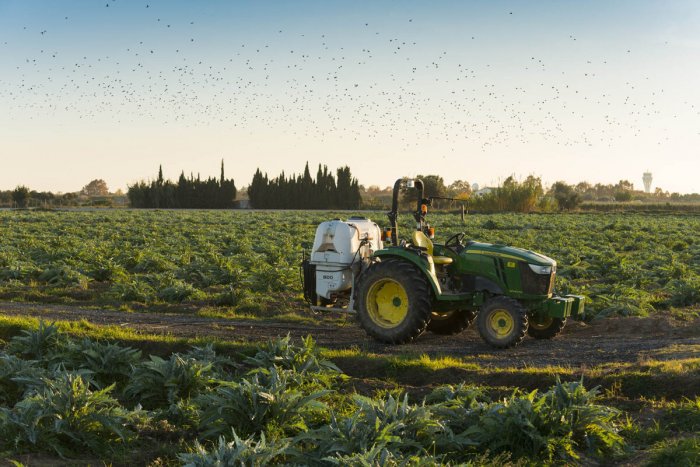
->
[[619, 416, 669, 447], [662, 397, 700, 432], [646, 436, 700, 467]]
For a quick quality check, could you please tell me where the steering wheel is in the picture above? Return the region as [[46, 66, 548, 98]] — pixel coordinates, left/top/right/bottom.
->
[[445, 232, 466, 249]]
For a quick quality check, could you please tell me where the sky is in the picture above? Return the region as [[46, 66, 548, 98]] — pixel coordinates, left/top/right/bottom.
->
[[1, 0, 699, 194]]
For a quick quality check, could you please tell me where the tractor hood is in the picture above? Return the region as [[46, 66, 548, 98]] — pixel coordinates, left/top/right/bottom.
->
[[463, 241, 556, 267]]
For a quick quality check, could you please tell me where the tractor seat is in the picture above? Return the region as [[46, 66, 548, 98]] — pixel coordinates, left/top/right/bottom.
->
[[411, 231, 453, 265]]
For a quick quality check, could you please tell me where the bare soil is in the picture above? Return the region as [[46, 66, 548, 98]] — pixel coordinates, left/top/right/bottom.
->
[[1, 301, 698, 369]]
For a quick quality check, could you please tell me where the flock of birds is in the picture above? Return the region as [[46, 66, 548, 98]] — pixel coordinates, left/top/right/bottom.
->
[[1, 1, 698, 154]]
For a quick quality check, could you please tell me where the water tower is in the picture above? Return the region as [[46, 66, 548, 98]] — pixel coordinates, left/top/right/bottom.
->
[[642, 172, 653, 193]]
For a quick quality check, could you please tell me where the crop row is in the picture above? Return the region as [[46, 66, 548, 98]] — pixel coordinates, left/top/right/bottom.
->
[[0, 323, 632, 464], [0, 210, 699, 318]]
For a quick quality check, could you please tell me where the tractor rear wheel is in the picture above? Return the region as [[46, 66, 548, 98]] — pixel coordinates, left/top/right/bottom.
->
[[476, 296, 528, 348], [357, 260, 432, 344], [527, 316, 566, 339], [427, 310, 475, 335]]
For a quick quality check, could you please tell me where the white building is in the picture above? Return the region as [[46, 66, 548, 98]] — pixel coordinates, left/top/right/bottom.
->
[[474, 187, 495, 197]]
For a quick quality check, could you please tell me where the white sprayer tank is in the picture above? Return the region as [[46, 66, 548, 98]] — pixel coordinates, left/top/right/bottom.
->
[[310, 217, 383, 299]]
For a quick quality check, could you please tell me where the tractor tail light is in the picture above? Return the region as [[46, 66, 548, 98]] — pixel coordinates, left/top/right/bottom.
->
[[383, 228, 392, 241], [421, 204, 428, 214], [428, 227, 435, 239]]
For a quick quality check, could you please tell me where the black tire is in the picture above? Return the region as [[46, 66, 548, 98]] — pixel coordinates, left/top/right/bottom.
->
[[356, 260, 432, 344], [527, 316, 566, 339], [427, 310, 475, 335], [476, 296, 528, 348]]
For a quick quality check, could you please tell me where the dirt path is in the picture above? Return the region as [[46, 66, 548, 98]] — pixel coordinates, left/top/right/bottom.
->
[[1, 301, 698, 368]]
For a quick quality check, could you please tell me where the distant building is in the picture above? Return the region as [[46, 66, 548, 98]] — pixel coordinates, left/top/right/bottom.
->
[[474, 187, 494, 197], [643, 172, 653, 193]]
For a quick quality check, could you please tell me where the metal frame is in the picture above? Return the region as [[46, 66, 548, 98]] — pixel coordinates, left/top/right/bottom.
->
[[309, 270, 357, 313]]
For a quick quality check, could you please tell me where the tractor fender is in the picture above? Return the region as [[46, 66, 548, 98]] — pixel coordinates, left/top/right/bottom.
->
[[373, 249, 442, 296]]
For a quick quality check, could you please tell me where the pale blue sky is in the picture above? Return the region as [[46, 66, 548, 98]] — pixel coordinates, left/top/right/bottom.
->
[[1, 1, 698, 193]]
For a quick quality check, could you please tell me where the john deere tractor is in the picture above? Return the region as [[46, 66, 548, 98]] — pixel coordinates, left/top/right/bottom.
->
[[302, 178, 584, 348]]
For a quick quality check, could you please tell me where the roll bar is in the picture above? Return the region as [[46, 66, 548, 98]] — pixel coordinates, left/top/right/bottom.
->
[[387, 178, 427, 246]]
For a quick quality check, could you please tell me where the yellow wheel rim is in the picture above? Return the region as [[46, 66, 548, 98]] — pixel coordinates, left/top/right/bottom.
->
[[530, 316, 553, 330], [488, 309, 514, 337], [366, 278, 409, 328]]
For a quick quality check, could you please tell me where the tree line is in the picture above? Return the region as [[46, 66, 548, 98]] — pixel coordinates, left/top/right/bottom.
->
[[3, 165, 699, 211], [0, 182, 119, 208], [0, 162, 362, 210], [127, 162, 237, 209], [247, 163, 362, 209], [361, 175, 700, 213]]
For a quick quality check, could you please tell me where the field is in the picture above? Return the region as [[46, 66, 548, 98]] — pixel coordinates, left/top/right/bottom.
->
[[0, 209, 699, 465], [1, 209, 699, 317]]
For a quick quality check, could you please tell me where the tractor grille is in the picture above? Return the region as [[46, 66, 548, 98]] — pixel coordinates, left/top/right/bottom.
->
[[518, 263, 555, 296]]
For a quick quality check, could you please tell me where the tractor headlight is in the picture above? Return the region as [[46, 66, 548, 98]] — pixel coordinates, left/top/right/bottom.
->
[[528, 264, 552, 275]]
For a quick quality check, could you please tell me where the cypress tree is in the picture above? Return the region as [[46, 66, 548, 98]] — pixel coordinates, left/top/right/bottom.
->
[[127, 164, 237, 208], [244, 164, 360, 209]]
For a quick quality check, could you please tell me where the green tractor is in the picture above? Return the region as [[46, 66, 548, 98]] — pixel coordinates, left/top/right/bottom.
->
[[302, 178, 584, 348]]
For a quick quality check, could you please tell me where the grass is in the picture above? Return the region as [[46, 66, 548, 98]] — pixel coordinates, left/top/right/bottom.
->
[[1, 315, 697, 402], [0, 298, 343, 326], [0, 315, 258, 358], [195, 305, 346, 326], [619, 417, 670, 447], [646, 436, 700, 466], [662, 397, 700, 432], [651, 343, 700, 359], [328, 348, 700, 401]]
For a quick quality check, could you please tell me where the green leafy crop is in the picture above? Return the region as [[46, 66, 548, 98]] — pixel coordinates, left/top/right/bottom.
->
[[1, 210, 699, 318], [0, 325, 632, 464]]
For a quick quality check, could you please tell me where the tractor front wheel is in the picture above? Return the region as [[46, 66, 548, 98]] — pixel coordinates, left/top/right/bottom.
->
[[527, 316, 566, 339], [476, 296, 528, 348], [357, 260, 432, 344], [427, 310, 475, 335]]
